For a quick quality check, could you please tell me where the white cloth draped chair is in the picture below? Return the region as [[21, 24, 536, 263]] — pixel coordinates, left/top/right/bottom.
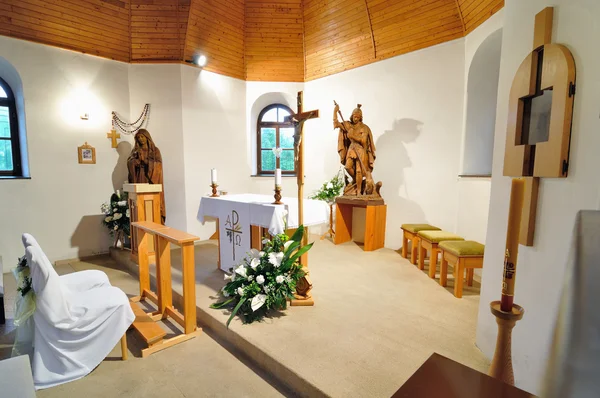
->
[[21, 233, 135, 389]]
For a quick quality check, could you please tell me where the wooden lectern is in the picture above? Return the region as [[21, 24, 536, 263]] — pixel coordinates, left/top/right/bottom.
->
[[124, 183, 163, 263], [334, 197, 386, 251]]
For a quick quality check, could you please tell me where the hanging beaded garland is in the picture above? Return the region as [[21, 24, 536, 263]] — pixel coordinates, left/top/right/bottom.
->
[[112, 104, 150, 135]]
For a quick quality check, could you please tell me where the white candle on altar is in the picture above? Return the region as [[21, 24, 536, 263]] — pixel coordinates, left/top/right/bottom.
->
[[275, 168, 282, 187], [211, 168, 217, 184]]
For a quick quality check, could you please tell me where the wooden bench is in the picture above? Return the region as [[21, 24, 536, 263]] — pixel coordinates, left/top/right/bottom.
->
[[401, 224, 440, 265], [439, 240, 485, 298], [417, 230, 464, 278], [130, 220, 201, 357]]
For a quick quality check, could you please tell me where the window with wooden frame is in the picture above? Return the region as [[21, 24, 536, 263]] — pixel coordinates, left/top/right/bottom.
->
[[257, 104, 296, 175], [0, 77, 22, 177]]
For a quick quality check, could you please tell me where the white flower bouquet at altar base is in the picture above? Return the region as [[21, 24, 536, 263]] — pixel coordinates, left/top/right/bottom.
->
[[12, 255, 36, 356], [100, 191, 130, 244], [211, 225, 313, 327]]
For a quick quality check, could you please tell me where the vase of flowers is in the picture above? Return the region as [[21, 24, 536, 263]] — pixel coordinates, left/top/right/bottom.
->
[[309, 169, 345, 204], [310, 170, 345, 239], [211, 225, 313, 327], [12, 255, 36, 356], [101, 191, 131, 248]]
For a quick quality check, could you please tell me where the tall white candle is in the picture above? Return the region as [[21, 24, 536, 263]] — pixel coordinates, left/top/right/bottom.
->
[[211, 168, 217, 184], [275, 168, 282, 187]]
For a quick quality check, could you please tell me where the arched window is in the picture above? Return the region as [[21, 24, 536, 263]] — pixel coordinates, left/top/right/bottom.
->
[[0, 77, 22, 177], [256, 104, 296, 175]]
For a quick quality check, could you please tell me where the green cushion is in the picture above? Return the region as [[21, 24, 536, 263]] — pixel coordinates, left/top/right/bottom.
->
[[401, 224, 441, 234], [417, 230, 464, 243], [439, 240, 485, 256]]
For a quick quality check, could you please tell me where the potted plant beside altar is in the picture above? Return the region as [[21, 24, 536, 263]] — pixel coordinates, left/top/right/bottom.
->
[[100, 191, 131, 249], [309, 170, 345, 240], [211, 225, 313, 327]]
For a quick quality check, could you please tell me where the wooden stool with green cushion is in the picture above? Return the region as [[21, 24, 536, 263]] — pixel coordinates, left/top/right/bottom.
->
[[401, 224, 441, 265], [417, 230, 464, 278], [439, 240, 485, 298]]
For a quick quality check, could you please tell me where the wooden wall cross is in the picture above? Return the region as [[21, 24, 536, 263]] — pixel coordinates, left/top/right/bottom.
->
[[503, 7, 576, 246], [107, 128, 121, 148], [285, 91, 319, 252]]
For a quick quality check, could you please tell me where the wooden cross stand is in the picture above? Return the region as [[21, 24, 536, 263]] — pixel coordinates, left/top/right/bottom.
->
[[129, 220, 202, 357], [490, 7, 576, 385], [285, 91, 319, 306]]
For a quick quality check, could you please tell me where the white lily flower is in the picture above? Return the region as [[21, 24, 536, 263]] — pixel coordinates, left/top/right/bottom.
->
[[326, 182, 333, 189], [237, 287, 244, 296], [250, 258, 260, 270], [251, 294, 267, 312], [113, 213, 122, 220], [256, 275, 265, 284], [276, 275, 285, 283], [259, 251, 265, 257], [114, 225, 119, 230], [105, 216, 113, 222], [117, 200, 127, 206], [125, 209, 130, 218], [224, 273, 232, 280], [247, 275, 254, 282], [248, 248, 261, 259], [284, 240, 294, 251], [262, 238, 270, 245], [268, 252, 284, 268], [235, 264, 247, 278]]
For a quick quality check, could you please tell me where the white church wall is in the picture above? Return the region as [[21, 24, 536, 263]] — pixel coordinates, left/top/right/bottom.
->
[[0, 36, 132, 270], [455, 11, 504, 253], [476, 1, 600, 395], [303, 40, 466, 250], [181, 68, 247, 240], [128, 64, 187, 232]]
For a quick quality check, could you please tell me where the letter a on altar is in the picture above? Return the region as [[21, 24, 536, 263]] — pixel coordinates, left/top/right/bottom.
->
[[225, 214, 232, 228]]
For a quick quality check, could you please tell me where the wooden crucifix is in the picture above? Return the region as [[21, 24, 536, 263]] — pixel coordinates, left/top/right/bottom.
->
[[285, 91, 320, 253], [503, 6, 575, 246], [107, 128, 121, 148]]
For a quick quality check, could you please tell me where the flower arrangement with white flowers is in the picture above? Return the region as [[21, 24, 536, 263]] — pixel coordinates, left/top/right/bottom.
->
[[309, 169, 345, 203], [100, 191, 130, 237], [13, 255, 32, 298], [211, 225, 313, 327]]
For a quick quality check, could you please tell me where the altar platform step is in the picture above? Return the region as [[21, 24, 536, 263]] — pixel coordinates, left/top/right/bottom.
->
[[110, 238, 490, 398]]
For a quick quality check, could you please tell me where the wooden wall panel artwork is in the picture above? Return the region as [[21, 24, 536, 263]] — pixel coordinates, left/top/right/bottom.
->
[[130, 0, 190, 62], [184, 0, 245, 79], [0, 0, 504, 81], [0, 0, 131, 62], [245, 0, 304, 82]]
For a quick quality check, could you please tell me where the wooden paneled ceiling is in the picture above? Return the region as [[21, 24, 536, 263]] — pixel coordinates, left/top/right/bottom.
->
[[0, 0, 503, 82]]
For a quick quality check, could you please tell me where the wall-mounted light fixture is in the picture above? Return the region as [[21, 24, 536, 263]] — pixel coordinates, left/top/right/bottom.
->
[[185, 54, 208, 68]]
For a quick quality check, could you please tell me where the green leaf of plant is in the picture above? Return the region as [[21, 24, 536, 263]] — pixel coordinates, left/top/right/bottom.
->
[[288, 242, 313, 264], [226, 297, 247, 329], [290, 225, 305, 242], [210, 297, 236, 309]]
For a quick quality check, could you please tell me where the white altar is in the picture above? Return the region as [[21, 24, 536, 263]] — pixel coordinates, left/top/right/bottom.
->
[[197, 194, 329, 270]]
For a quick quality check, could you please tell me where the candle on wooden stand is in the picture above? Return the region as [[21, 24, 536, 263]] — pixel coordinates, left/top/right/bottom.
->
[[275, 169, 282, 187], [210, 168, 217, 184], [501, 178, 525, 312]]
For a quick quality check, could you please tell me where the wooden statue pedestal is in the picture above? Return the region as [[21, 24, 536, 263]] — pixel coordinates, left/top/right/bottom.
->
[[334, 196, 386, 251], [124, 183, 163, 264]]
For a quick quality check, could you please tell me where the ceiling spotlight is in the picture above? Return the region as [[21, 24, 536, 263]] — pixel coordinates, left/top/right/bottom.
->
[[196, 55, 207, 67]]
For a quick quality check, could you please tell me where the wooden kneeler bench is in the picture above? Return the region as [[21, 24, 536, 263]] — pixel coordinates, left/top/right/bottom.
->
[[130, 220, 202, 358]]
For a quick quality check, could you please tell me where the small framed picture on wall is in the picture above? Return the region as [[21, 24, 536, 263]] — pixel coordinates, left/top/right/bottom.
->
[[78, 142, 96, 164]]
